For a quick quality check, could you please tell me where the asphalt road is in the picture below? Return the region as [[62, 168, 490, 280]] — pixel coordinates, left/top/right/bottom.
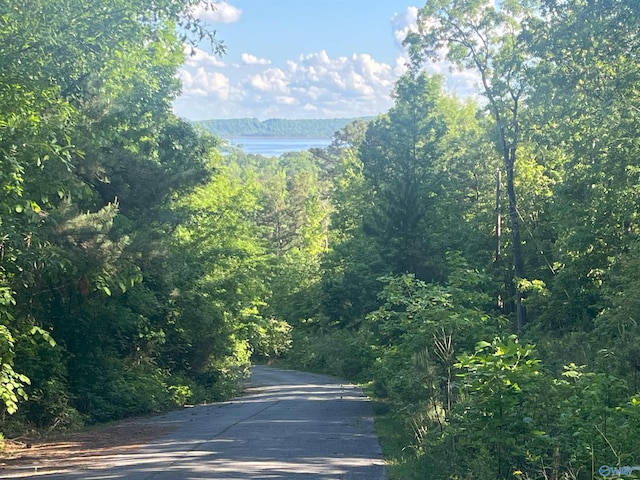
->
[[17, 366, 386, 479]]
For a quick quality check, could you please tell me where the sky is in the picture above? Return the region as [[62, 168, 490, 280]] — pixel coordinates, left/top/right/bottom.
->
[[172, 1, 478, 121]]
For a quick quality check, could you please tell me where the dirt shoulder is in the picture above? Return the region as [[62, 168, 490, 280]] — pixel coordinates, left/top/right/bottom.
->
[[0, 417, 176, 478]]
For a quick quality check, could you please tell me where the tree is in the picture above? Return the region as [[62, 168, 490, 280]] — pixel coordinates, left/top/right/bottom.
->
[[318, 123, 385, 327], [359, 73, 448, 279], [406, 0, 539, 330], [318, 73, 495, 328], [0, 0, 229, 429], [523, 0, 640, 333]]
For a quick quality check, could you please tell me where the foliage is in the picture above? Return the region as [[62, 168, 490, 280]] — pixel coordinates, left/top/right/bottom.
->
[[449, 337, 545, 479], [0, 326, 30, 416], [3, 2, 640, 479], [0, 0, 268, 436], [285, 3, 640, 473], [364, 263, 503, 407], [282, 328, 375, 381], [405, 0, 543, 330]]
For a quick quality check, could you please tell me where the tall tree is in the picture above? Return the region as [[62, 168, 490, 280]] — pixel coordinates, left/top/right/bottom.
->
[[406, 0, 538, 330], [359, 73, 448, 280], [0, 0, 228, 427], [524, 0, 640, 334], [320, 74, 494, 327]]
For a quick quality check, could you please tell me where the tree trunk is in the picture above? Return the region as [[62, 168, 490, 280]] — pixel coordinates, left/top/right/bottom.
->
[[505, 146, 527, 331], [495, 168, 504, 310]]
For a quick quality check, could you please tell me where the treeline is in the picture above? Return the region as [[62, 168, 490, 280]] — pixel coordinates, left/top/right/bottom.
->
[[0, 0, 299, 438], [274, 1, 640, 479], [195, 117, 372, 138]]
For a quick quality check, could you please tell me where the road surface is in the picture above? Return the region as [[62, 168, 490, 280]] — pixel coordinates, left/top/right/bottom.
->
[[7, 366, 385, 479]]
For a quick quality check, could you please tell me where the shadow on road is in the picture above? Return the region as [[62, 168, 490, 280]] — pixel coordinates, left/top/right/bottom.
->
[[3, 366, 385, 479]]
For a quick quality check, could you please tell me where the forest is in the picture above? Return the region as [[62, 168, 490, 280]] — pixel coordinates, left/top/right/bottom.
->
[[1, 0, 639, 479], [195, 117, 373, 139]]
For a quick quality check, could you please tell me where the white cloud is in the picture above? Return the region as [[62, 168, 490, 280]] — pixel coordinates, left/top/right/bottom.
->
[[393, 54, 410, 77], [391, 6, 419, 47], [287, 51, 394, 98], [276, 96, 297, 105], [174, 47, 401, 120], [184, 46, 225, 68], [191, 1, 242, 24], [173, 3, 480, 122], [248, 68, 288, 93], [241, 53, 271, 65], [179, 68, 230, 99], [171, 4, 486, 120]]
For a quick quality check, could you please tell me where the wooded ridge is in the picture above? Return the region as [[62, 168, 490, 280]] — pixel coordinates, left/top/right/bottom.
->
[[194, 117, 373, 138]]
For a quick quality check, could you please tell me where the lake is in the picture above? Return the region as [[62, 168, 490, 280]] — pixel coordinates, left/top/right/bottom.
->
[[224, 137, 332, 157]]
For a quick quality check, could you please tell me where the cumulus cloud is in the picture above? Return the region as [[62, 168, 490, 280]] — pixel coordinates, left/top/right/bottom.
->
[[248, 68, 288, 92], [184, 46, 225, 68], [241, 53, 272, 65], [276, 95, 297, 105], [179, 68, 230, 99], [175, 4, 481, 122], [174, 47, 403, 120], [391, 6, 419, 47], [191, 1, 242, 24], [285, 51, 394, 98], [393, 55, 410, 77], [171, 3, 487, 120]]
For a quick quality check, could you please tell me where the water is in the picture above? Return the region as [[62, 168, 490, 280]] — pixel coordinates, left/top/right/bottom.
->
[[224, 137, 332, 157]]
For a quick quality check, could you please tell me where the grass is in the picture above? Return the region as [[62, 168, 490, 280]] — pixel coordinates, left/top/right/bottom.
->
[[361, 382, 427, 480]]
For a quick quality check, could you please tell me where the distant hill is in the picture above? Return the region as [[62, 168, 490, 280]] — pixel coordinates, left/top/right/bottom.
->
[[194, 117, 373, 139]]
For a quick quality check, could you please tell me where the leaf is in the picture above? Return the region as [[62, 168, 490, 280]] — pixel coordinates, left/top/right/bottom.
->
[[29, 326, 57, 347]]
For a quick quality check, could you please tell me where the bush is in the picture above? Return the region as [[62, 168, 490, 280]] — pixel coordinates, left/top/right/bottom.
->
[[284, 328, 375, 381]]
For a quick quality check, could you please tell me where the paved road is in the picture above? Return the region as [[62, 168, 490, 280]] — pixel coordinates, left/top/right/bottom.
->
[[15, 366, 385, 479]]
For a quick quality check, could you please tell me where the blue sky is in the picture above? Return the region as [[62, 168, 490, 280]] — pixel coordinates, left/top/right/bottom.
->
[[173, 1, 477, 121]]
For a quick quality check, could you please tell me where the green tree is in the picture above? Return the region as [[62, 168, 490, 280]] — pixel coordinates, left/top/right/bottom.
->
[[0, 0, 228, 429], [406, 0, 540, 330], [359, 73, 448, 279], [524, 0, 640, 336], [320, 73, 495, 327], [453, 337, 544, 479]]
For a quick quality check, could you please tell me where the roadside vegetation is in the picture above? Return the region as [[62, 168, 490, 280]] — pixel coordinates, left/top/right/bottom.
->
[[2, 1, 640, 479]]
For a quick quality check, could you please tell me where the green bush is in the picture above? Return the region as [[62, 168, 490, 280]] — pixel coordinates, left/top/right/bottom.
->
[[284, 328, 375, 381]]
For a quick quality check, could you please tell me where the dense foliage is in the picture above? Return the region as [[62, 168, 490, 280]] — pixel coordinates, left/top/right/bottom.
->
[[0, 0, 290, 437], [279, 1, 640, 479], [2, 0, 640, 479]]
